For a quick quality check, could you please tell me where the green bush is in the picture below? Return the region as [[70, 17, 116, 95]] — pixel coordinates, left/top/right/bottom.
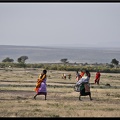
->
[[0, 62, 120, 73]]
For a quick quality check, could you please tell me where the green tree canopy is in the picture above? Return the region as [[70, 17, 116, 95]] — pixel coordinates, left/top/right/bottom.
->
[[2, 57, 14, 62], [17, 56, 28, 63], [60, 58, 69, 64], [111, 58, 119, 66]]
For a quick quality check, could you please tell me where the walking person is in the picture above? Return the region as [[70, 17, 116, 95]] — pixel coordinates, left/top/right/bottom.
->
[[94, 71, 101, 85], [76, 70, 93, 101], [34, 69, 47, 100]]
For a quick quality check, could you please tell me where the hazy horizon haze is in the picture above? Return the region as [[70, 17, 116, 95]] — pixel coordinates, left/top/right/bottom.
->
[[0, 3, 120, 48]]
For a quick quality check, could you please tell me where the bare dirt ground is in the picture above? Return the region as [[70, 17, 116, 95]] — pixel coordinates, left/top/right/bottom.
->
[[0, 68, 120, 117]]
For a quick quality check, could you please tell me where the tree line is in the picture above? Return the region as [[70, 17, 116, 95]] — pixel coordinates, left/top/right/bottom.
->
[[2, 56, 28, 63], [1, 56, 120, 66], [0, 56, 120, 73]]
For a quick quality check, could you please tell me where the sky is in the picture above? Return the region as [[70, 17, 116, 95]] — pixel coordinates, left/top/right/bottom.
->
[[0, 2, 120, 48]]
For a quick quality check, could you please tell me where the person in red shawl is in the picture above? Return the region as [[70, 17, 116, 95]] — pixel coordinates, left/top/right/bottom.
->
[[94, 71, 101, 85]]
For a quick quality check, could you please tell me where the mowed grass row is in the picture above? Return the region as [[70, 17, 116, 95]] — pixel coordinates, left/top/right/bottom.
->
[[0, 68, 120, 117]]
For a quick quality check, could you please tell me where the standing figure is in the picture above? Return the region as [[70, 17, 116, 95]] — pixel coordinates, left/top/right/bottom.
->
[[34, 69, 47, 100], [64, 73, 66, 79], [62, 73, 66, 79], [94, 71, 101, 85], [76, 71, 80, 81], [68, 73, 71, 80]]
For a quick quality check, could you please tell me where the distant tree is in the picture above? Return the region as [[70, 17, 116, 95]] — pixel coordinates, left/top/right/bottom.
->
[[17, 56, 28, 69], [84, 62, 88, 65], [111, 58, 119, 66], [2, 57, 14, 62], [17, 56, 28, 63], [17, 57, 22, 63], [60, 58, 69, 64]]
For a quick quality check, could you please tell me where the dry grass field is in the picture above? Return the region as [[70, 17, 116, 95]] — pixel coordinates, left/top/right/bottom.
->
[[0, 67, 120, 117]]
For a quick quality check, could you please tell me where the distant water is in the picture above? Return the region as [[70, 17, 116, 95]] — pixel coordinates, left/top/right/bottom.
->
[[0, 45, 120, 64]]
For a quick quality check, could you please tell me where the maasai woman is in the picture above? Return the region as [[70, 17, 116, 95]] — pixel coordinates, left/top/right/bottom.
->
[[34, 69, 47, 100], [76, 70, 92, 101]]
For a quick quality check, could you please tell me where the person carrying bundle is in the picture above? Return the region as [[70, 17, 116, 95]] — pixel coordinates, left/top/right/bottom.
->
[[76, 70, 93, 101]]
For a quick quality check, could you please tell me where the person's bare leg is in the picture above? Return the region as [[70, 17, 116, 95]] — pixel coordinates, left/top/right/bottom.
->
[[34, 94, 38, 100], [89, 93, 93, 100], [79, 94, 82, 101], [45, 94, 47, 100], [97, 80, 99, 85], [95, 79, 97, 84]]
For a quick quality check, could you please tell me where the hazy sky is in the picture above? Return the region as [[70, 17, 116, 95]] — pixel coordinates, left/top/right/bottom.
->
[[0, 2, 120, 48]]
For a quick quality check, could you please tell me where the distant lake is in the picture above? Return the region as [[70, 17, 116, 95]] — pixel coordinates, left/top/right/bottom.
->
[[0, 45, 120, 64]]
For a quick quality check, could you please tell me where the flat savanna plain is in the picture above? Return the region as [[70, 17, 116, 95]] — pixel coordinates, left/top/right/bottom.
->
[[0, 68, 120, 117]]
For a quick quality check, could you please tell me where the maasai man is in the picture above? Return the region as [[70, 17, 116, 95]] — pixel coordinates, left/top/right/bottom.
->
[[94, 71, 101, 85]]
